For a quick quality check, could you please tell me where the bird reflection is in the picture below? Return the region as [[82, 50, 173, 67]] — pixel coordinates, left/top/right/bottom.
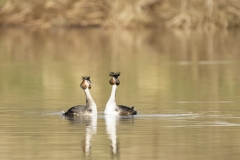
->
[[83, 116, 97, 157], [105, 115, 120, 158], [64, 116, 97, 157]]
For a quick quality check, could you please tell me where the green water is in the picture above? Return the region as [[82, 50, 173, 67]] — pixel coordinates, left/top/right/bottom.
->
[[0, 29, 240, 160]]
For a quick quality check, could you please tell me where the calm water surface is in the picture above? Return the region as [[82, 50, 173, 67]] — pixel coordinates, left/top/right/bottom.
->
[[1, 29, 240, 160]]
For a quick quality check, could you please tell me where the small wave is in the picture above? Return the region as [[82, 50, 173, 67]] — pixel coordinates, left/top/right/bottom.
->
[[166, 121, 240, 128], [203, 121, 240, 127], [42, 112, 63, 116], [176, 60, 233, 65], [135, 113, 198, 118], [174, 101, 238, 104]]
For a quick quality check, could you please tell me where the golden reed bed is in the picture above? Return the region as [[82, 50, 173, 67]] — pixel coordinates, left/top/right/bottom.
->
[[0, 0, 240, 29]]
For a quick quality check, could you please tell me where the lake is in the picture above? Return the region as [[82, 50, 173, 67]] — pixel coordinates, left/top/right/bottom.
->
[[1, 28, 240, 160]]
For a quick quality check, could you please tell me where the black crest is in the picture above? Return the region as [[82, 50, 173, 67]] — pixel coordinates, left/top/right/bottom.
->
[[82, 76, 91, 81], [109, 72, 120, 78]]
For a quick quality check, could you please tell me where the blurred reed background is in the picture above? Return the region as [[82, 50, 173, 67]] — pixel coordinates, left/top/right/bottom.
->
[[0, 0, 240, 29]]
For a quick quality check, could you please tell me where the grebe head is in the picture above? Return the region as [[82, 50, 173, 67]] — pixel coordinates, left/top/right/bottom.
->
[[80, 76, 92, 89], [109, 72, 120, 85]]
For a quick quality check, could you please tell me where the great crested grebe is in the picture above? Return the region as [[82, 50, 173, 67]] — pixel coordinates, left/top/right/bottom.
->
[[104, 72, 137, 115], [63, 76, 97, 116]]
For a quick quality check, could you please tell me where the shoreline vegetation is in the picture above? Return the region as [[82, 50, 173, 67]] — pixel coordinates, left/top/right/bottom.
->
[[0, 0, 240, 30]]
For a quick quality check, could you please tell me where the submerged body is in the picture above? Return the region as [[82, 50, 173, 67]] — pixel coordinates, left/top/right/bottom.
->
[[63, 105, 92, 116], [104, 72, 137, 115], [63, 76, 97, 116]]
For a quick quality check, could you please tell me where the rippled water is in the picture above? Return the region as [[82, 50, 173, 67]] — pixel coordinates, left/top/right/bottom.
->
[[1, 29, 240, 159]]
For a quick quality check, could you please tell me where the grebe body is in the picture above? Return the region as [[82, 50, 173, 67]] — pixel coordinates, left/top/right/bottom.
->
[[63, 76, 97, 116], [104, 72, 137, 115]]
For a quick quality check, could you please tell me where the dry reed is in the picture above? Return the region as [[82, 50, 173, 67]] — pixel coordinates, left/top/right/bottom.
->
[[0, 0, 240, 29]]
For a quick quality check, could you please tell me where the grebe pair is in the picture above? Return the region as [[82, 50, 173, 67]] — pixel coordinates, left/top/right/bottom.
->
[[62, 72, 137, 116]]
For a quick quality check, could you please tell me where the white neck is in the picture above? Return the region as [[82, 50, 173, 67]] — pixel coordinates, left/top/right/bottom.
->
[[109, 85, 117, 101], [84, 88, 97, 115], [104, 85, 118, 115]]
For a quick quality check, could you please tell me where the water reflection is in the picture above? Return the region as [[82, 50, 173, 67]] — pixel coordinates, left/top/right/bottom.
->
[[105, 115, 119, 157], [105, 115, 136, 158], [64, 116, 97, 157]]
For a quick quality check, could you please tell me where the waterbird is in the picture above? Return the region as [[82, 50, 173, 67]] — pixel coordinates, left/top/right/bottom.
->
[[63, 76, 97, 116], [104, 72, 137, 115]]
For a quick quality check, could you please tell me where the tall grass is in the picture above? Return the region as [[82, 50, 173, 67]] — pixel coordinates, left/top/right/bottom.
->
[[0, 0, 240, 29]]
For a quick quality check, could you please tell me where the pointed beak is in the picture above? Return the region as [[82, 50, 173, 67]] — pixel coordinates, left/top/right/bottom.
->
[[116, 78, 120, 85], [116, 79, 120, 83], [87, 80, 92, 84]]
